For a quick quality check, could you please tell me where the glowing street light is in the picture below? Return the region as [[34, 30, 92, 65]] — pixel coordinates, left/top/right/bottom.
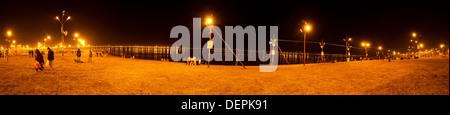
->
[[78, 39, 86, 46], [56, 10, 71, 57], [319, 39, 326, 61], [205, 15, 214, 68], [12, 40, 16, 44], [412, 33, 416, 37], [441, 44, 445, 49], [420, 43, 424, 48], [47, 36, 51, 39], [300, 22, 311, 66], [305, 25, 311, 31], [343, 35, 352, 61], [7, 31, 12, 37], [362, 42, 370, 59], [377, 46, 383, 59], [206, 18, 212, 25]]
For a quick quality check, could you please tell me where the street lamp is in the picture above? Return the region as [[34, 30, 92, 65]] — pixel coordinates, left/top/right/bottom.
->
[[319, 39, 326, 62], [378, 46, 382, 59], [300, 22, 311, 66], [343, 35, 352, 62], [7, 31, 12, 37], [4, 30, 13, 61], [56, 10, 71, 58], [78, 39, 86, 47], [205, 15, 213, 68], [362, 42, 370, 59]]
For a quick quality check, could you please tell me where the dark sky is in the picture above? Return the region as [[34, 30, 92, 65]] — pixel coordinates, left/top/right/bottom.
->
[[1, 0, 448, 53]]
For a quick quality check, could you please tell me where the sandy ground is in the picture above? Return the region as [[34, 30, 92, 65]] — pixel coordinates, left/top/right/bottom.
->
[[0, 51, 448, 95]]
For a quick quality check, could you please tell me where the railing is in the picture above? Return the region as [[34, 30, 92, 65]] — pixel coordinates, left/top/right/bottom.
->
[[90, 46, 367, 65]]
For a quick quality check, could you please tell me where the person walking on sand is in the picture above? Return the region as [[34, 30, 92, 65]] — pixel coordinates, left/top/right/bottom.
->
[[88, 50, 93, 63], [47, 47, 54, 70], [76, 48, 81, 62], [35, 49, 45, 71]]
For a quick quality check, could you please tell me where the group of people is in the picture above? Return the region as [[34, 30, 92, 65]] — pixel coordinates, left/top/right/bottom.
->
[[74, 49, 93, 63], [34, 48, 93, 71], [34, 47, 54, 71], [186, 57, 203, 66]]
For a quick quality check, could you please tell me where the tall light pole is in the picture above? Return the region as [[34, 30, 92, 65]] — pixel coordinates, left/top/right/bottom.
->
[[205, 15, 213, 68], [319, 39, 325, 62], [343, 35, 352, 62], [4, 30, 13, 62], [378, 46, 382, 59], [362, 42, 370, 59], [56, 10, 70, 58], [300, 22, 311, 66]]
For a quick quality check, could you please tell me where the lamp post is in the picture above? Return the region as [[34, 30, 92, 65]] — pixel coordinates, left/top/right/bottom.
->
[[343, 35, 352, 62], [378, 46, 382, 59], [300, 22, 311, 66], [409, 32, 417, 56], [3, 30, 13, 62], [56, 10, 71, 58], [319, 39, 325, 62], [205, 15, 213, 68], [362, 42, 370, 60]]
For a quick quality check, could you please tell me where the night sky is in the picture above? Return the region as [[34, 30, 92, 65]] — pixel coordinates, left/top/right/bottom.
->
[[1, 0, 448, 53]]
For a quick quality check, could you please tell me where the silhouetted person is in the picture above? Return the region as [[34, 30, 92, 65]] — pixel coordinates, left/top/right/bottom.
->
[[35, 49, 45, 71], [76, 48, 82, 62], [88, 50, 92, 63], [5, 49, 8, 62], [47, 47, 54, 70]]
